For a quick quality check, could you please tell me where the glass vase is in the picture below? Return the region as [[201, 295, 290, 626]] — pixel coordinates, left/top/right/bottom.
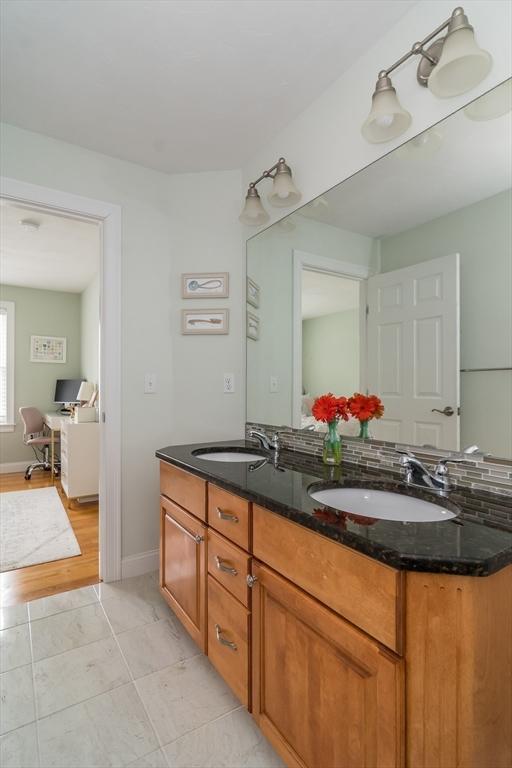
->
[[358, 419, 370, 439], [323, 421, 342, 465]]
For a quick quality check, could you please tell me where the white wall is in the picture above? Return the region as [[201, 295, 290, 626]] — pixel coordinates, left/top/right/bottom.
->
[[80, 273, 100, 388], [0, 124, 244, 561], [241, 1, 512, 228]]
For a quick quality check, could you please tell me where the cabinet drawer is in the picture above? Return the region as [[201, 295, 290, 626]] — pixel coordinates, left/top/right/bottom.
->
[[207, 576, 250, 708], [253, 505, 403, 653], [208, 485, 250, 550], [208, 529, 251, 608], [160, 461, 206, 522]]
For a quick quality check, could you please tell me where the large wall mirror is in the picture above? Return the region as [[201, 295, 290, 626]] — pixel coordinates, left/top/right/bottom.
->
[[247, 79, 512, 459]]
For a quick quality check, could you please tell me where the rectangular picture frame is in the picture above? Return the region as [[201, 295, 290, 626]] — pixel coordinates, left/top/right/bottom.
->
[[247, 311, 260, 341], [182, 272, 229, 299], [182, 308, 229, 335], [30, 335, 67, 363], [247, 277, 260, 308]]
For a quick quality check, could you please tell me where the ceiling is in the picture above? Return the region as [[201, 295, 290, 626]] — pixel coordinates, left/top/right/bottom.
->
[[0, 202, 100, 293], [0, 0, 415, 174], [297, 83, 512, 238], [302, 270, 359, 319]]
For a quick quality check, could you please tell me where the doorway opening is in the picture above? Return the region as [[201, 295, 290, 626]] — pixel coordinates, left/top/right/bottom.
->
[[0, 178, 121, 605]]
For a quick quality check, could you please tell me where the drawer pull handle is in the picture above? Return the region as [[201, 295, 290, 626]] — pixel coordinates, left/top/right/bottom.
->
[[214, 556, 238, 576], [246, 574, 258, 588], [216, 507, 239, 524], [215, 624, 237, 651]]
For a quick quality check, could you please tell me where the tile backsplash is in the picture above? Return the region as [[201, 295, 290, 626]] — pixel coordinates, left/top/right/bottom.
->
[[246, 421, 512, 497]]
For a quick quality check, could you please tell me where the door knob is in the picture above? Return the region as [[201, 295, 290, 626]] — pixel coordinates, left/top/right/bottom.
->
[[431, 406, 454, 417]]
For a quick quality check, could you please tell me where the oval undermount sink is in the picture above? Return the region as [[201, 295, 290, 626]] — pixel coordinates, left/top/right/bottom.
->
[[309, 486, 458, 523], [192, 448, 267, 463]]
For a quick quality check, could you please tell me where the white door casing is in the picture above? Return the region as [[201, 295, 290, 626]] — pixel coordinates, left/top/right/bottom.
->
[[367, 254, 460, 450], [292, 250, 370, 428]]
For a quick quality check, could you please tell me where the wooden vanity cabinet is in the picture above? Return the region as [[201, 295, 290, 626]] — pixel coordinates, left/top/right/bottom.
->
[[159, 493, 207, 651], [251, 561, 404, 768]]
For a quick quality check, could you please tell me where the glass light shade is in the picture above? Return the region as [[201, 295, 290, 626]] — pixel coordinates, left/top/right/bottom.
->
[[239, 189, 270, 226], [268, 170, 302, 208], [428, 28, 492, 99], [464, 79, 512, 121], [361, 87, 412, 144], [77, 381, 95, 402]]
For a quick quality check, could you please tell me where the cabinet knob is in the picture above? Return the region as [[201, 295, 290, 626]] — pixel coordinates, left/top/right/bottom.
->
[[246, 574, 258, 588], [215, 624, 237, 651]]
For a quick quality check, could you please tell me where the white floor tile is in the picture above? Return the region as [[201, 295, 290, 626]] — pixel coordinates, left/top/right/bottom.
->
[[0, 604, 29, 631], [37, 682, 159, 768], [95, 574, 159, 603], [31, 603, 111, 661], [0, 664, 36, 735], [125, 749, 168, 768], [135, 655, 238, 746], [0, 624, 32, 672], [29, 586, 98, 621], [0, 722, 39, 768], [101, 585, 171, 635], [163, 708, 285, 768], [34, 636, 131, 717], [116, 617, 199, 679]]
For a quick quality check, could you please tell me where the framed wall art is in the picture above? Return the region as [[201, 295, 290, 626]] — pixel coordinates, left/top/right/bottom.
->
[[182, 308, 229, 335], [30, 335, 67, 363], [182, 272, 229, 299], [247, 277, 260, 308], [247, 311, 260, 341]]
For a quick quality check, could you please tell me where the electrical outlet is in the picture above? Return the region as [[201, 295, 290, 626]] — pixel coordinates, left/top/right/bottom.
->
[[270, 376, 279, 393], [224, 373, 235, 393], [144, 373, 157, 394]]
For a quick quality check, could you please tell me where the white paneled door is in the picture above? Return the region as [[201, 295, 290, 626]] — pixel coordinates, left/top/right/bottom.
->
[[367, 254, 460, 450]]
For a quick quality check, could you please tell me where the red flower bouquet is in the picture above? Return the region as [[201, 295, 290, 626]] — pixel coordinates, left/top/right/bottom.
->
[[311, 394, 349, 466], [311, 393, 350, 423], [348, 393, 384, 439]]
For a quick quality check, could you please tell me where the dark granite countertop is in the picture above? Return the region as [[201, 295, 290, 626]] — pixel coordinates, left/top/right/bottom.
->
[[155, 440, 512, 577]]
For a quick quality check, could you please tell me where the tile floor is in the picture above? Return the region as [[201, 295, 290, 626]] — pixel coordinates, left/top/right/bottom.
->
[[0, 572, 284, 768]]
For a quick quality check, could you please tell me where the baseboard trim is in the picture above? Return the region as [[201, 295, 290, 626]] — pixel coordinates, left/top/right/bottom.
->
[[121, 549, 159, 579], [0, 461, 29, 474]]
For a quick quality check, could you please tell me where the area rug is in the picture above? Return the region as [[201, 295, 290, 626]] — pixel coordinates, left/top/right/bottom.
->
[[0, 487, 81, 572]]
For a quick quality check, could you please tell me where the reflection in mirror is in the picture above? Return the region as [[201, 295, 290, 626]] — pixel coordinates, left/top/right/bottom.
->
[[247, 79, 512, 459]]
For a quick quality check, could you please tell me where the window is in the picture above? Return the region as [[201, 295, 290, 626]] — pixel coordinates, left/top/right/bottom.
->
[[0, 300, 15, 430]]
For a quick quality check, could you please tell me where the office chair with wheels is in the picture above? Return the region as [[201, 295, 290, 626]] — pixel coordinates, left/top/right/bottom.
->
[[19, 407, 60, 480]]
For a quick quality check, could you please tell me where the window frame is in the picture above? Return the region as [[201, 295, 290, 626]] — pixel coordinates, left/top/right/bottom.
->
[[0, 300, 15, 432]]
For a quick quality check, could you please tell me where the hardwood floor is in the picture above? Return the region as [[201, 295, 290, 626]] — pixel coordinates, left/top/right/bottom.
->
[[0, 471, 99, 606]]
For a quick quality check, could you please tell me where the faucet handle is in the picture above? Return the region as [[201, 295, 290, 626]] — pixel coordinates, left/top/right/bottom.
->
[[434, 455, 466, 476]]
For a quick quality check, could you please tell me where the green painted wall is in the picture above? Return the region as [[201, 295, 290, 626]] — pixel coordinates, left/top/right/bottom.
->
[[302, 309, 360, 398], [0, 285, 82, 463]]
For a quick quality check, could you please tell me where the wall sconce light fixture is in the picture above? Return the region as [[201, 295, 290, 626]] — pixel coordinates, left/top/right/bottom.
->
[[362, 6, 492, 144], [239, 157, 301, 225]]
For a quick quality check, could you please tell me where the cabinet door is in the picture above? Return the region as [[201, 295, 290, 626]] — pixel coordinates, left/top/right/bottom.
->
[[160, 495, 207, 651], [251, 562, 404, 768]]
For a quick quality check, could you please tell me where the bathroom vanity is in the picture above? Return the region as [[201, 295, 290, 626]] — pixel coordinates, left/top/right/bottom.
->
[[156, 441, 512, 768]]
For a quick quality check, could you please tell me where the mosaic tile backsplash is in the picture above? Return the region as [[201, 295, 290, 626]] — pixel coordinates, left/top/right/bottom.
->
[[246, 421, 512, 498]]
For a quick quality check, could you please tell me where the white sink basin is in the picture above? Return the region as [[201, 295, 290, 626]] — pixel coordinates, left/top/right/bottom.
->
[[309, 487, 457, 523], [193, 449, 266, 463]]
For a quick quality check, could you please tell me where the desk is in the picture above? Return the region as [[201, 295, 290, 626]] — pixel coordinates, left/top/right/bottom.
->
[[44, 413, 71, 483]]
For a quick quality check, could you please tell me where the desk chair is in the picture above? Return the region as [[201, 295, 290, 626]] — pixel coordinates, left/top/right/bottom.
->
[[19, 407, 60, 480]]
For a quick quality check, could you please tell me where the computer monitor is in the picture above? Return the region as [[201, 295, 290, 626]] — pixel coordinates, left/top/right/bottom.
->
[[54, 379, 85, 405]]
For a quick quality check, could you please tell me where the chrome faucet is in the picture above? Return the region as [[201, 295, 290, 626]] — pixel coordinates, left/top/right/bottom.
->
[[248, 428, 281, 452], [397, 448, 466, 492]]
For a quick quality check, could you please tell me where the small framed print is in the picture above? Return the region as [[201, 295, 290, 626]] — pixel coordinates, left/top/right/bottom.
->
[[247, 277, 260, 308], [182, 308, 229, 335], [30, 335, 67, 363], [182, 272, 229, 299], [247, 311, 260, 341]]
